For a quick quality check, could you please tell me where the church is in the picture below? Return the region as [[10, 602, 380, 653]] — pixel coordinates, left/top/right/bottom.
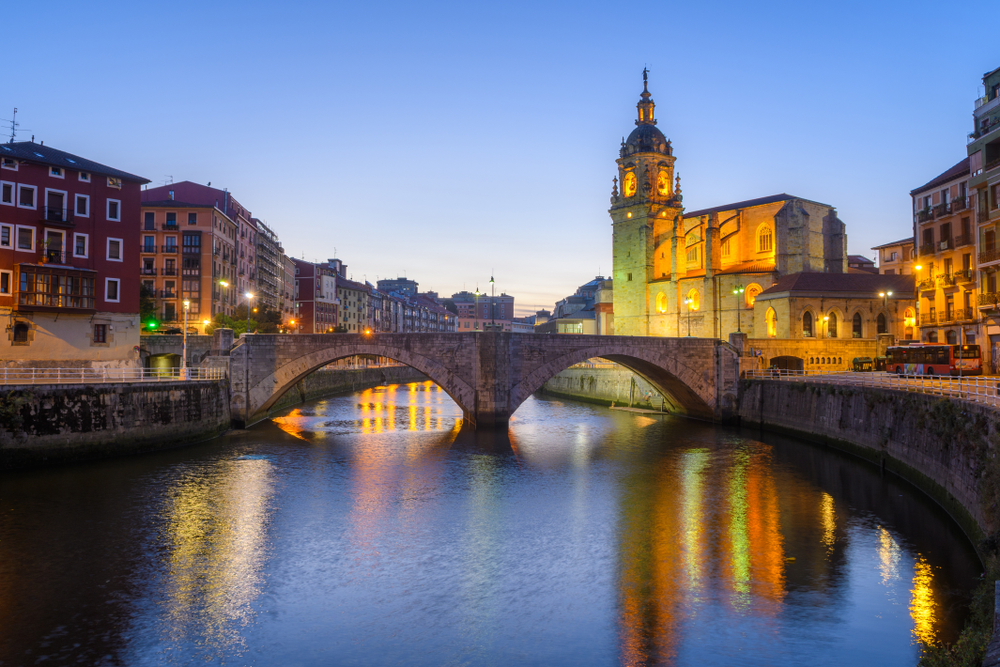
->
[[610, 72, 849, 339]]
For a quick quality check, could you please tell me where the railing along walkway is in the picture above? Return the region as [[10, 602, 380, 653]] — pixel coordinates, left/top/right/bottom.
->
[[745, 369, 1000, 408], [0, 367, 228, 385]]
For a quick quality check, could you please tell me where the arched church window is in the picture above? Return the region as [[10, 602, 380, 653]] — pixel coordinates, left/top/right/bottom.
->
[[766, 307, 777, 338], [745, 284, 761, 308], [827, 312, 837, 338], [802, 311, 813, 337], [853, 312, 862, 338], [685, 289, 699, 311], [623, 172, 637, 197], [656, 292, 667, 314], [757, 224, 773, 253], [877, 313, 887, 334]]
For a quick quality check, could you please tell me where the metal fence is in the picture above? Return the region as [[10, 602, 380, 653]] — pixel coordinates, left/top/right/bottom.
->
[[744, 368, 1000, 408], [0, 367, 228, 385]]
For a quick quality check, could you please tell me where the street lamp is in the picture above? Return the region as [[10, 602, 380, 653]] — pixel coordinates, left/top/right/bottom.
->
[[245, 292, 254, 335], [182, 299, 190, 379], [219, 280, 229, 318], [490, 275, 496, 329], [822, 315, 830, 338], [879, 291, 893, 334], [732, 284, 745, 333], [684, 297, 694, 336], [474, 287, 482, 331]]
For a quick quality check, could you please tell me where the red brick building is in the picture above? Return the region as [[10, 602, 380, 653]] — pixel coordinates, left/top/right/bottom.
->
[[0, 141, 148, 367]]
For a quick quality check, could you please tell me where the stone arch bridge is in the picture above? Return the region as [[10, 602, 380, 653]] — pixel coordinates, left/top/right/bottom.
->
[[229, 332, 741, 428]]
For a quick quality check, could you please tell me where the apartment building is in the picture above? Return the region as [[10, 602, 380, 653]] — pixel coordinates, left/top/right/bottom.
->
[[872, 237, 916, 275], [139, 200, 238, 332], [0, 141, 148, 366], [970, 66, 1000, 363], [292, 258, 338, 333], [254, 218, 281, 312], [911, 157, 976, 345]]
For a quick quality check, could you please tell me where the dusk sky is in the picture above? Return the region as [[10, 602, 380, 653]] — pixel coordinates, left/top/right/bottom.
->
[[5, 1, 995, 315]]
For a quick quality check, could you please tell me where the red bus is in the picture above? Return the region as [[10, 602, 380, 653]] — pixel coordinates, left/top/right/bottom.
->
[[886, 344, 982, 376]]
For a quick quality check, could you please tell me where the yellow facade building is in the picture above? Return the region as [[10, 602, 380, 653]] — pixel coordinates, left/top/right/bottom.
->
[[611, 73, 848, 338]]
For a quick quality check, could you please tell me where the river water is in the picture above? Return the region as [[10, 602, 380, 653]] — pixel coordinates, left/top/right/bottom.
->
[[0, 381, 982, 666]]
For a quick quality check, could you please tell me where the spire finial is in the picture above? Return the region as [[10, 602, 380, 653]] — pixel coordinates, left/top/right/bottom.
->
[[642, 67, 649, 93]]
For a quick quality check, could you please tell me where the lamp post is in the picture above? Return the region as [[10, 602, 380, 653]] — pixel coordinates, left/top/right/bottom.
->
[[732, 284, 745, 333], [219, 280, 229, 319], [182, 299, 190, 379], [822, 315, 829, 339], [490, 275, 496, 329], [474, 287, 482, 331], [684, 297, 694, 336], [879, 290, 893, 334], [245, 292, 254, 335]]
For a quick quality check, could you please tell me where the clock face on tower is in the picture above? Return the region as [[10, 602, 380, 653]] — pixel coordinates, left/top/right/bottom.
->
[[656, 172, 669, 196], [623, 172, 637, 198]]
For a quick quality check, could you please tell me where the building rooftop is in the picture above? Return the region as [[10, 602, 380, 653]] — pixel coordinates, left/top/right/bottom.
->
[[759, 272, 914, 297], [141, 200, 219, 209], [684, 193, 831, 218], [910, 157, 970, 195], [1, 140, 148, 183], [871, 237, 914, 250]]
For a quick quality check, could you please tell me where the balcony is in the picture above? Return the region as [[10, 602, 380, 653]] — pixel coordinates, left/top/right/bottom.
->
[[979, 292, 1000, 307], [919, 313, 936, 325], [938, 238, 953, 252], [919, 243, 935, 257], [161, 245, 178, 253], [41, 207, 74, 226], [954, 308, 977, 322], [980, 247, 1000, 264], [161, 268, 177, 276], [160, 290, 176, 299], [955, 268, 975, 283], [141, 245, 157, 254], [953, 196, 969, 212], [916, 209, 934, 223], [15, 265, 96, 312], [934, 202, 949, 218], [917, 278, 935, 292], [162, 222, 178, 231], [954, 234, 973, 247], [182, 246, 201, 254], [938, 273, 956, 287], [141, 268, 156, 276]]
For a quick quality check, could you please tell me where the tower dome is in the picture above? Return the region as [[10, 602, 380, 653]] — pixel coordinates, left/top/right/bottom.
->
[[620, 69, 671, 157]]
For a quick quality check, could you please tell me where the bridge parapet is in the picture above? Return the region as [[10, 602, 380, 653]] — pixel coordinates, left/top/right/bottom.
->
[[229, 332, 740, 429]]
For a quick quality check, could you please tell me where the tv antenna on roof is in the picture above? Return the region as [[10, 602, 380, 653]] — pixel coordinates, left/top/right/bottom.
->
[[2, 108, 27, 143]]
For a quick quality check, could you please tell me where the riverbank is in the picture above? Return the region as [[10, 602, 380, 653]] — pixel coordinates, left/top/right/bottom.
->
[[0, 366, 428, 470]]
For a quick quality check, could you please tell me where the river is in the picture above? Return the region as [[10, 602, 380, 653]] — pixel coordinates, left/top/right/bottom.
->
[[0, 380, 982, 666]]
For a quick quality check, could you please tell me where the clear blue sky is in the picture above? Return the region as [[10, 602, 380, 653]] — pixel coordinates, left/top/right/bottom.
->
[[4, 1, 994, 315]]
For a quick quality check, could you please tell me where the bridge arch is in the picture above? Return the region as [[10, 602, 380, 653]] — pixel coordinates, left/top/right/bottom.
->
[[247, 342, 475, 424], [509, 343, 715, 420]]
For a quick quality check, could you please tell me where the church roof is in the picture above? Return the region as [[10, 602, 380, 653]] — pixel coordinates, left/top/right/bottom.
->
[[684, 193, 832, 218], [758, 272, 914, 297], [717, 260, 776, 275]]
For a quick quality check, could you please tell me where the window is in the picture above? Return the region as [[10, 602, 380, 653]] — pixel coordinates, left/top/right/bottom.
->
[[12, 322, 29, 344], [50, 166, 64, 178], [656, 291, 667, 313], [79, 171, 90, 182], [107, 199, 121, 221], [803, 311, 813, 337], [889, 251, 897, 261], [106, 238, 122, 261], [15, 225, 34, 251], [18, 268, 94, 309], [852, 313, 862, 338], [1, 181, 13, 205], [93, 324, 107, 343], [107, 177, 121, 189], [142, 235, 155, 253], [1, 158, 18, 171], [144, 211, 155, 230], [75, 194, 89, 217], [73, 233, 88, 258], [0, 223, 10, 248], [105, 278, 120, 302], [627, 272, 633, 281], [165, 212, 177, 227], [0, 270, 10, 294], [188, 212, 198, 225], [17, 184, 36, 209], [827, 312, 837, 338], [766, 307, 777, 337], [757, 224, 773, 252], [877, 313, 887, 334], [745, 284, 762, 308]]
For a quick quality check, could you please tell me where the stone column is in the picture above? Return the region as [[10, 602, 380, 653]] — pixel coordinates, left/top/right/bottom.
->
[[473, 332, 512, 428]]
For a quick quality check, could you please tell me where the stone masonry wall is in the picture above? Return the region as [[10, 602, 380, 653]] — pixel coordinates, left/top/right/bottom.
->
[[0, 380, 231, 470], [739, 379, 997, 541], [541, 365, 675, 411]]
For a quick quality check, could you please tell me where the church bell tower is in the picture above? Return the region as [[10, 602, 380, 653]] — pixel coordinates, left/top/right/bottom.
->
[[610, 70, 683, 336]]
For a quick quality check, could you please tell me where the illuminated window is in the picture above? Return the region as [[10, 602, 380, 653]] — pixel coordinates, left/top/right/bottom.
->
[[623, 172, 637, 197], [721, 237, 731, 258], [745, 283, 761, 308], [656, 291, 667, 313], [827, 312, 837, 338], [757, 224, 773, 252], [766, 307, 777, 337], [686, 289, 699, 311]]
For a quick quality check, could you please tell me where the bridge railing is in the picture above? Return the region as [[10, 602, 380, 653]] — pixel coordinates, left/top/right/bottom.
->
[[744, 368, 1000, 408], [0, 367, 228, 385]]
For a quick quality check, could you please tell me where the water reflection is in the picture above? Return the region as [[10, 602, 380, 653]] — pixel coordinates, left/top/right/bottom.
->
[[0, 383, 981, 666]]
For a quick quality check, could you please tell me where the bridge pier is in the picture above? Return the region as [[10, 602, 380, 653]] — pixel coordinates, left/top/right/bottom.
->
[[228, 332, 740, 430]]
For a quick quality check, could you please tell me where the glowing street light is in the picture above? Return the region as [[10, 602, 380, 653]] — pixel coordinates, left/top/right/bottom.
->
[[732, 284, 745, 333], [182, 299, 190, 379], [684, 297, 695, 336], [245, 292, 255, 335]]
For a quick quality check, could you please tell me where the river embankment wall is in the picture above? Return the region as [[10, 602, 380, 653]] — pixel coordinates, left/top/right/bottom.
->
[[739, 379, 999, 543], [0, 380, 232, 470], [540, 365, 675, 410], [266, 366, 428, 415]]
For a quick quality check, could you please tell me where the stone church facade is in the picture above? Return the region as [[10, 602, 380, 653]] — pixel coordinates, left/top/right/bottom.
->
[[610, 74, 848, 338]]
